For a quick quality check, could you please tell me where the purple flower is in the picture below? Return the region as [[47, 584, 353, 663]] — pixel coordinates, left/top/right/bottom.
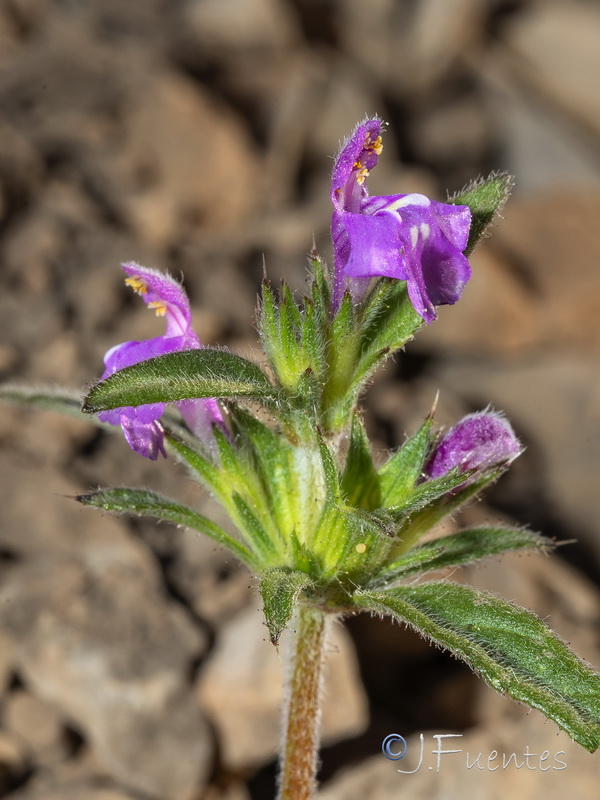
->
[[331, 117, 472, 322], [98, 263, 224, 460], [425, 411, 521, 480]]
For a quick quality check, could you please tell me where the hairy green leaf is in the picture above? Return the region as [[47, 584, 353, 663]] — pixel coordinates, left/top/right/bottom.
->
[[0, 385, 93, 421], [379, 416, 433, 507], [356, 584, 600, 752], [369, 526, 552, 587], [450, 172, 514, 254], [77, 487, 257, 567], [341, 414, 381, 510], [82, 349, 278, 414], [260, 567, 314, 645]]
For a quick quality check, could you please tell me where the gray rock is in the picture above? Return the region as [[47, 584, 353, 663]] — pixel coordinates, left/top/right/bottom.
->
[[0, 629, 16, 698], [506, 1, 600, 138], [4, 690, 70, 767], [198, 603, 369, 769], [7, 777, 140, 800], [319, 714, 600, 799], [0, 544, 212, 800], [435, 354, 600, 567], [0, 730, 29, 795]]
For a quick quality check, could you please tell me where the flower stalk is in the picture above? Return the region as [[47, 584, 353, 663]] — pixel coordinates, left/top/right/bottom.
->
[[278, 606, 329, 800]]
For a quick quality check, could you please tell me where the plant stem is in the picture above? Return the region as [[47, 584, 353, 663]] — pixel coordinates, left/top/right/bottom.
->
[[278, 605, 328, 800]]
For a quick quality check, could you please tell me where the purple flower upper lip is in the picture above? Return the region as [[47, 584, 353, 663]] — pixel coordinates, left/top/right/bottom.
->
[[98, 262, 223, 460], [330, 117, 472, 322]]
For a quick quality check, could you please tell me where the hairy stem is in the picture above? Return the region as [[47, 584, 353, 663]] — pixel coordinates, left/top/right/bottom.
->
[[278, 605, 329, 800]]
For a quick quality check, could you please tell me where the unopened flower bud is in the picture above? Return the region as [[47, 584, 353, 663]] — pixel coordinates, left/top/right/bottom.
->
[[425, 411, 521, 480]]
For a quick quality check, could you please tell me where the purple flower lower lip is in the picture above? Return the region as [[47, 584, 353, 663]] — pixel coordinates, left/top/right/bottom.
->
[[330, 117, 472, 322], [98, 262, 224, 460]]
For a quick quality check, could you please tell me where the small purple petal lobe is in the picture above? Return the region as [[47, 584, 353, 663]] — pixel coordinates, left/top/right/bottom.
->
[[120, 415, 166, 461], [426, 411, 522, 480]]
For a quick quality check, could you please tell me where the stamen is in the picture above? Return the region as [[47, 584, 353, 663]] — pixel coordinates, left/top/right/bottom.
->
[[356, 167, 369, 185], [125, 276, 148, 295], [365, 134, 383, 155], [148, 301, 167, 317]]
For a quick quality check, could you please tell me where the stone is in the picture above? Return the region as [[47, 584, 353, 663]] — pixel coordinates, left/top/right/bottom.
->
[[7, 777, 140, 800], [4, 690, 70, 766], [0, 545, 212, 800], [175, 0, 301, 103], [435, 355, 600, 568], [101, 64, 261, 250], [479, 56, 600, 192], [166, 522, 254, 626], [0, 630, 16, 698], [506, 1, 600, 138], [197, 603, 369, 769], [415, 245, 540, 358], [496, 190, 600, 354], [0, 730, 29, 795], [319, 714, 600, 799], [408, 0, 487, 93]]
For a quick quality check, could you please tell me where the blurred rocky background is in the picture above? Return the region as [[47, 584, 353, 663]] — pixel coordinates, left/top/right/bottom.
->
[[0, 0, 599, 798]]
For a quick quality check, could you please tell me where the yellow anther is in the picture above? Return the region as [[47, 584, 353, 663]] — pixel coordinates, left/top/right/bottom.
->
[[364, 133, 383, 155], [355, 542, 367, 554], [371, 135, 383, 155], [125, 276, 148, 295], [353, 160, 363, 170], [148, 301, 167, 317], [356, 167, 369, 185]]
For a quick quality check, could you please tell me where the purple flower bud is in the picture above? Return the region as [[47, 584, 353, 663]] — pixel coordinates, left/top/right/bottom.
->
[[331, 117, 472, 322], [425, 411, 521, 480], [98, 263, 224, 460]]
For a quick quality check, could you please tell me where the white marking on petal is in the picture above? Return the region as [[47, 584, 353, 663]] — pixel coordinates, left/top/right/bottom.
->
[[386, 193, 431, 211], [420, 222, 431, 240], [410, 226, 419, 248]]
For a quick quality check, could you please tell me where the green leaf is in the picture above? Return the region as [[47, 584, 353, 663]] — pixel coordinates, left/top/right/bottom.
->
[[390, 469, 505, 556], [379, 416, 433, 507], [258, 281, 281, 367], [82, 349, 278, 414], [260, 567, 314, 645], [388, 466, 471, 519], [355, 584, 600, 752], [369, 526, 552, 587], [229, 406, 298, 537], [340, 414, 381, 510], [232, 492, 280, 564], [164, 430, 226, 500], [301, 299, 326, 378], [0, 385, 94, 422], [357, 279, 422, 359], [321, 282, 422, 433], [317, 433, 341, 502], [450, 172, 514, 254], [77, 487, 258, 567], [309, 249, 330, 317]]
